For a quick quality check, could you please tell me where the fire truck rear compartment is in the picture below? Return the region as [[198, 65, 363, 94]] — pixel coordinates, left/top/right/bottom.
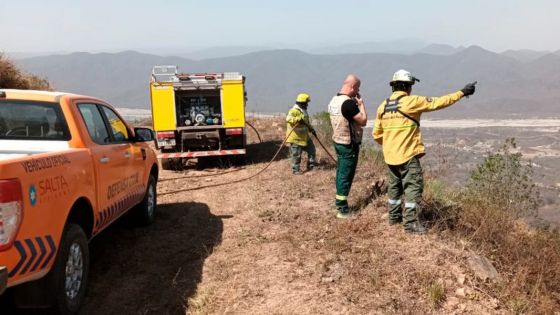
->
[[175, 90, 222, 127]]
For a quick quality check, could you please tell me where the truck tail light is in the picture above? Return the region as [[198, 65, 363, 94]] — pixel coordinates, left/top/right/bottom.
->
[[157, 131, 175, 139], [225, 128, 243, 136], [0, 179, 23, 251]]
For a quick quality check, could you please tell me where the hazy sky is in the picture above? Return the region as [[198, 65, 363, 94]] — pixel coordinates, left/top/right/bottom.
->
[[1, 0, 559, 53]]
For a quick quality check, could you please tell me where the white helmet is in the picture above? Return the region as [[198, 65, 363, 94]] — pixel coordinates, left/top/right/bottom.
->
[[390, 69, 420, 86]]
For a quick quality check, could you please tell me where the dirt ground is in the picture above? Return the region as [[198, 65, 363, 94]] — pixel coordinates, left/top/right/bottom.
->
[[70, 119, 507, 315]]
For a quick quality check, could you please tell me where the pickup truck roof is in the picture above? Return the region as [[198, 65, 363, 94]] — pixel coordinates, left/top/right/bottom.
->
[[0, 89, 107, 104]]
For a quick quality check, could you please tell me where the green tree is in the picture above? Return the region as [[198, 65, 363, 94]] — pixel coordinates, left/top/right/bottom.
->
[[465, 138, 540, 217]]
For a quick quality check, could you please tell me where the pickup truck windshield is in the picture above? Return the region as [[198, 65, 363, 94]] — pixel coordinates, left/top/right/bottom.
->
[[0, 100, 70, 140]]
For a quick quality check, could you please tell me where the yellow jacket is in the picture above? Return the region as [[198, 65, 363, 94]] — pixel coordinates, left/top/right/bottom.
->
[[373, 90, 464, 165], [286, 104, 311, 146]]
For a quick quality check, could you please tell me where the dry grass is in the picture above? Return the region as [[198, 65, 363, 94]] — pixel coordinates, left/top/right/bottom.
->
[[0, 54, 51, 90], [43, 117, 558, 314], [421, 140, 560, 314], [445, 201, 560, 313], [186, 286, 213, 315], [427, 280, 446, 309]]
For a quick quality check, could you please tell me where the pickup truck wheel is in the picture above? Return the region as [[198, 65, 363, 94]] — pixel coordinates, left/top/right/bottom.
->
[[134, 175, 157, 225], [52, 224, 89, 315]]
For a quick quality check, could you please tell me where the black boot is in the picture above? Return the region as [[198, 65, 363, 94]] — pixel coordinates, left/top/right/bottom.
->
[[388, 216, 402, 225]]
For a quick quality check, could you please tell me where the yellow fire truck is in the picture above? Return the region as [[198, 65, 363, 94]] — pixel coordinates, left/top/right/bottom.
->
[[149, 66, 247, 169]]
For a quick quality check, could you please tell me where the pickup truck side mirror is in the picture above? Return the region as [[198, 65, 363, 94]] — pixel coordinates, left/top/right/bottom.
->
[[133, 127, 155, 142]]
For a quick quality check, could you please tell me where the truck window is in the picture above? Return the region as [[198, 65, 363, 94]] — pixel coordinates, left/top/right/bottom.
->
[[78, 104, 111, 144], [0, 100, 70, 140], [100, 106, 130, 142]]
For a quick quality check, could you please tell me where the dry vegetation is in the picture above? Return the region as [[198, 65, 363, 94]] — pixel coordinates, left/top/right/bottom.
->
[[71, 116, 560, 314], [422, 139, 560, 314], [185, 116, 560, 314], [0, 53, 51, 90]]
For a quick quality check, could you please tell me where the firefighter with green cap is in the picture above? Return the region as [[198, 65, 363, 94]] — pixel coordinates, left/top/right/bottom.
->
[[373, 69, 476, 234], [286, 93, 317, 175], [328, 74, 368, 218]]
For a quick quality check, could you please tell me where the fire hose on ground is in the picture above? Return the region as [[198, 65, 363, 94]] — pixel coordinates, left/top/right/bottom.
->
[[158, 121, 337, 196]]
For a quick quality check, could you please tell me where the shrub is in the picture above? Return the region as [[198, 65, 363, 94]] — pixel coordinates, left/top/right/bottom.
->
[[426, 138, 560, 313], [0, 54, 51, 90], [464, 138, 540, 217]]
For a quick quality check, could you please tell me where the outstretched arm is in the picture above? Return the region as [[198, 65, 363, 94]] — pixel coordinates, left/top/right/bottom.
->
[[407, 91, 464, 113], [408, 82, 477, 114]]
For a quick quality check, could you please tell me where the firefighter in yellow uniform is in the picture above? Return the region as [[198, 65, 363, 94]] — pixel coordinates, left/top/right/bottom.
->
[[286, 93, 316, 175], [373, 70, 476, 234]]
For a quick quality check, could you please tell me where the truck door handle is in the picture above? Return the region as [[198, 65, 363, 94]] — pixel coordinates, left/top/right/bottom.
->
[[100, 156, 110, 164], [124, 152, 131, 159], [141, 148, 146, 160]]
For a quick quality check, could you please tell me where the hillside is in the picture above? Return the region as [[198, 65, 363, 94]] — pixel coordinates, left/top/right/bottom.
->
[[14, 47, 560, 118], [56, 118, 557, 314]]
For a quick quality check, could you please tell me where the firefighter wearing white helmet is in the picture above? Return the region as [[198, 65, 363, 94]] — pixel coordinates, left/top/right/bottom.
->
[[286, 93, 316, 175], [373, 69, 476, 234]]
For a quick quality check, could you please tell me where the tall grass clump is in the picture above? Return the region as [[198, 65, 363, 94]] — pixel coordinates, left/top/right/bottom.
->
[[0, 54, 51, 90], [358, 144, 385, 170], [312, 111, 333, 148], [429, 138, 560, 313]]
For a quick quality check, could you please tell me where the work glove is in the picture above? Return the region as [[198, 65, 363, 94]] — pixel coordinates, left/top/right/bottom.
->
[[461, 81, 477, 96]]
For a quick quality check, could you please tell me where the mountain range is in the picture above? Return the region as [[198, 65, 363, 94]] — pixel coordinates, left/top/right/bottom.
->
[[12, 45, 560, 118]]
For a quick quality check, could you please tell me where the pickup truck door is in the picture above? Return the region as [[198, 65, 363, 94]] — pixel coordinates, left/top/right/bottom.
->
[[77, 104, 134, 233], [98, 106, 145, 206]]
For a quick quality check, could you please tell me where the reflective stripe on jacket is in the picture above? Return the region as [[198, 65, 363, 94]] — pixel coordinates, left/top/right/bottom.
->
[[328, 95, 363, 145], [373, 90, 464, 165], [286, 104, 311, 146]]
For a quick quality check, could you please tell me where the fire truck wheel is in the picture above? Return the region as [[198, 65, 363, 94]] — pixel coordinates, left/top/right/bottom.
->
[[161, 158, 182, 170], [134, 175, 157, 225], [229, 155, 247, 166], [52, 224, 90, 315], [161, 158, 174, 170]]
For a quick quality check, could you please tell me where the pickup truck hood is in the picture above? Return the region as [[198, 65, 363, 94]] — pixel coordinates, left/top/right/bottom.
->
[[0, 140, 70, 161]]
